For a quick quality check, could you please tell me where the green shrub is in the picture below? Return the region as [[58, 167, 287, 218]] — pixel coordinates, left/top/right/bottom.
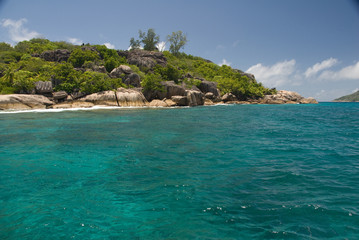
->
[[52, 62, 81, 92], [141, 73, 163, 92], [0, 86, 15, 94], [182, 78, 201, 88], [13, 70, 36, 93], [68, 48, 99, 68], [154, 64, 182, 83], [79, 71, 124, 94], [0, 51, 23, 63], [104, 57, 120, 72]]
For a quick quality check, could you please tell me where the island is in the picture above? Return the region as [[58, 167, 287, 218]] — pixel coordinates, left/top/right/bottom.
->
[[0, 38, 317, 110], [334, 90, 359, 102]]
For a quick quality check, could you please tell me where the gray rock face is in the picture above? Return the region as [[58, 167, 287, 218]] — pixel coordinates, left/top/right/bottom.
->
[[124, 73, 141, 87], [35, 81, 53, 94], [222, 93, 238, 102], [40, 49, 71, 62], [0, 94, 53, 110], [186, 90, 204, 106], [126, 50, 167, 69], [171, 95, 188, 106], [160, 81, 186, 99], [199, 80, 220, 96], [71, 92, 87, 100], [240, 72, 256, 82], [53, 91, 68, 101], [205, 92, 215, 100], [144, 81, 187, 101], [110, 65, 133, 78]]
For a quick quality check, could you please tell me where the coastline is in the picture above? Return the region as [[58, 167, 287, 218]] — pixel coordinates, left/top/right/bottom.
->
[[0, 88, 318, 112], [0, 101, 322, 115]]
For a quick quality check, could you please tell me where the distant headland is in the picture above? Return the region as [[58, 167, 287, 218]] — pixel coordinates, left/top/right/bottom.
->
[[334, 90, 359, 102], [0, 37, 317, 110]]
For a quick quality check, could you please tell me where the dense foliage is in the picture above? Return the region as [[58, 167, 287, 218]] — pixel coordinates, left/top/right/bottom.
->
[[0, 38, 275, 99]]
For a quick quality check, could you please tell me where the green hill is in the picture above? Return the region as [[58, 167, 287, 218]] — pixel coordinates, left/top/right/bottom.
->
[[334, 90, 359, 102], [0, 38, 276, 100]]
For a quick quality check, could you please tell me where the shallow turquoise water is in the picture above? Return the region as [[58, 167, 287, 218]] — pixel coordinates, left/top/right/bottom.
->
[[1, 103, 358, 239]]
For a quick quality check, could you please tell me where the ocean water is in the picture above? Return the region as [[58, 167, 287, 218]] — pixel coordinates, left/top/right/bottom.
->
[[0, 103, 358, 239]]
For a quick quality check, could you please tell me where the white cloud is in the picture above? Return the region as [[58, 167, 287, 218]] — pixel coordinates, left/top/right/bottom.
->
[[219, 59, 231, 66], [1, 18, 41, 42], [156, 41, 166, 51], [305, 57, 338, 78], [68, 37, 82, 45], [319, 61, 359, 81], [104, 42, 115, 49], [246, 59, 296, 87]]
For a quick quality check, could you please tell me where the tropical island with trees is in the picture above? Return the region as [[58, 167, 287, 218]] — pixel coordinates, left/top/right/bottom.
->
[[0, 29, 317, 110]]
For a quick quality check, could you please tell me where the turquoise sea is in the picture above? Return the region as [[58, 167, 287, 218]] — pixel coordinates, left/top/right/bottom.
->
[[0, 103, 358, 239]]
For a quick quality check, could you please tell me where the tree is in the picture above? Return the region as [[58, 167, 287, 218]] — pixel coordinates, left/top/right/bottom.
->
[[167, 31, 187, 56], [129, 37, 141, 50], [0, 42, 13, 52], [139, 29, 160, 51]]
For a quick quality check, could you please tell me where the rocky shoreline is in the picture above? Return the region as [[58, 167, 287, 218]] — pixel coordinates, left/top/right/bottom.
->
[[0, 87, 317, 111]]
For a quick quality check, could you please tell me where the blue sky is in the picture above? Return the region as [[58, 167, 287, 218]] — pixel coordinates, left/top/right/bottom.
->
[[1, 0, 358, 101]]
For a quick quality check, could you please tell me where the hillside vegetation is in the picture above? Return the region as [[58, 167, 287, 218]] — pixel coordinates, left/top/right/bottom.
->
[[0, 38, 276, 100], [334, 90, 359, 102]]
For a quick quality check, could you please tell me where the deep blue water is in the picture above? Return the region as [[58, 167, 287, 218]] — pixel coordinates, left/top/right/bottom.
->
[[0, 103, 358, 239]]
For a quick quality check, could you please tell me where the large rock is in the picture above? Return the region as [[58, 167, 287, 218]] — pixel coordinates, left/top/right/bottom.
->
[[148, 99, 168, 107], [143, 81, 187, 101], [126, 49, 167, 69], [124, 73, 141, 87], [0, 94, 53, 110], [53, 91, 68, 101], [171, 95, 188, 106], [261, 90, 318, 104], [79, 88, 148, 107], [160, 81, 186, 99], [110, 65, 133, 78], [40, 49, 71, 62], [116, 87, 148, 107], [35, 81, 53, 94], [240, 72, 256, 82], [222, 93, 238, 102], [198, 80, 220, 96], [186, 90, 204, 106], [80, 90, 118, 106], [300, 97, 318, 104], [262, 90, 310, 104]]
